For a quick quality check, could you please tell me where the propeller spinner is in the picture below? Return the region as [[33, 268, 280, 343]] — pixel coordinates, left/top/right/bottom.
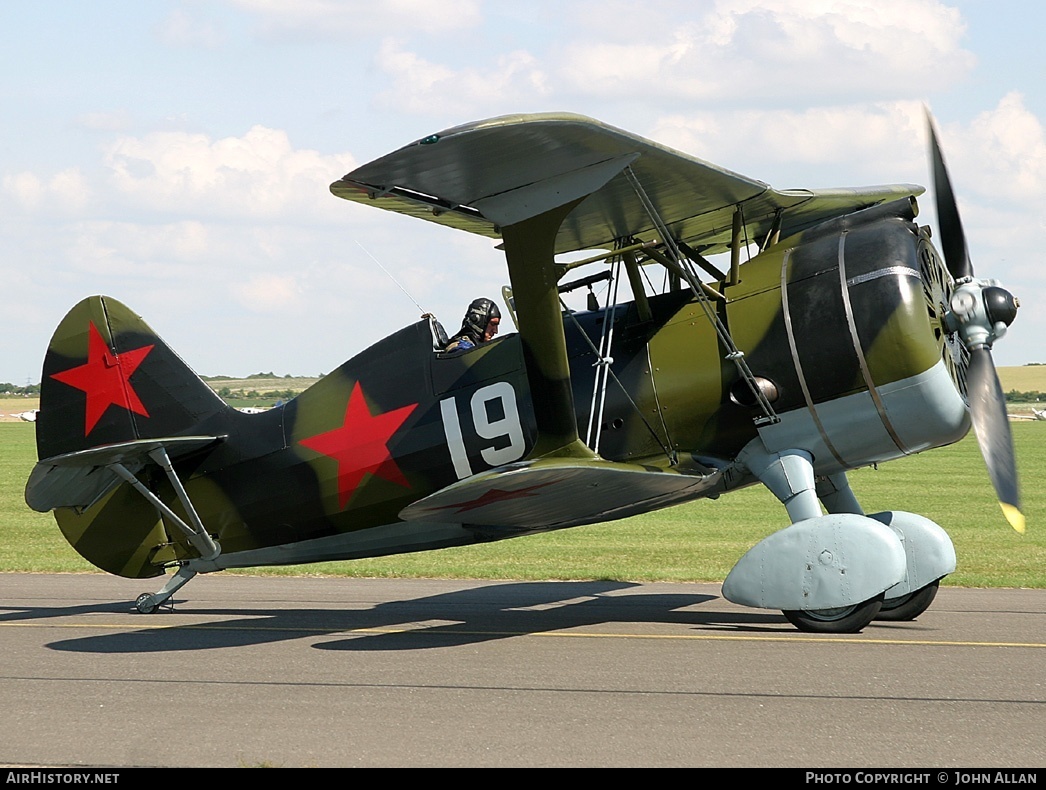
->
[[927, 111, 1024, 533]]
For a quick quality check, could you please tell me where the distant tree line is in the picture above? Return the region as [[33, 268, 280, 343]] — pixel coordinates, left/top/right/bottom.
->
[[202, 372, 305, 381], [1006, 390, 1043, 402], [215, 387, 298, 401], [1, 383, 40, 395]]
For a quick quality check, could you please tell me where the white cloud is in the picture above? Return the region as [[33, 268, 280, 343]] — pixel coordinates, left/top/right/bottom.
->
[[60, 221, 219, 281], [641, 92, 1043, 219], [956, 92, 1046, 203], [5, 127, 358, 226], [229, 0, 482, 39], [645, 102, 926, 188], [556, 0, 973, 105], [360, 1, 973, 125], [103, 126, 357, 220], [3, 172, 43, 209], [234, 273, 304, 312], [374, 39, 550, 115], [3, 168, 92, 214]]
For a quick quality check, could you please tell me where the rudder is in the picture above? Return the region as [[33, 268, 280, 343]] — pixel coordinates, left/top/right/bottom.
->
[[37, 295, 229, 459]]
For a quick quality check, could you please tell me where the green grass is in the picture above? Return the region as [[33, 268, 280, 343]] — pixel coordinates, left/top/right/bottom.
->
[[2, 421, 1043, 586], [1, 424, 95, 572]]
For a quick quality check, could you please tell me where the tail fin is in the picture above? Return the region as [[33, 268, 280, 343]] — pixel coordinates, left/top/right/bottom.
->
[[28, 296, 231, 579], [37, 295, 229, 459]]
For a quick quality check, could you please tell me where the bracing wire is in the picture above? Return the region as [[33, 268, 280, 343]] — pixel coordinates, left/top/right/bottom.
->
[[355, 240, 427, 315]]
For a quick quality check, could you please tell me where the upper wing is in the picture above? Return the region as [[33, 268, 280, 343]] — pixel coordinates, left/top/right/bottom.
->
[[331, 112, 923, 256]]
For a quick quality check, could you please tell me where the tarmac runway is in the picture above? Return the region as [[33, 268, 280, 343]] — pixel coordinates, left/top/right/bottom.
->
[[0, 572, 1043, 768]]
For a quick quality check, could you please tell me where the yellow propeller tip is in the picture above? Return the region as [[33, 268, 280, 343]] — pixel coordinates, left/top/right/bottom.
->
[[1001, 503, 1026, 534]]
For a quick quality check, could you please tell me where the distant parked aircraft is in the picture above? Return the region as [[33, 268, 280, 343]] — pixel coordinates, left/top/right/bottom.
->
[[1011, 408, 1046, 421]]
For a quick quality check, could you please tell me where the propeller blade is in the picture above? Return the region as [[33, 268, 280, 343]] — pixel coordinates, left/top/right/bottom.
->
[[967, 346, 1024, 533], [926, 111, 974, 280]]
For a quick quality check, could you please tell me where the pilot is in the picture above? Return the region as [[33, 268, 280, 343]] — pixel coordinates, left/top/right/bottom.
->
[[443, 298, 501, 352]]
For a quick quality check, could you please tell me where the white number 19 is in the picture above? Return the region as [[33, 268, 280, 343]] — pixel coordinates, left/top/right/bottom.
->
[[440, 381, 525, 479]]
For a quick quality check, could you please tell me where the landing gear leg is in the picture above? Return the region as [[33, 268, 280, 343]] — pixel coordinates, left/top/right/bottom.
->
[[109, 447, 220, 614], [815, 471, 864, 515]]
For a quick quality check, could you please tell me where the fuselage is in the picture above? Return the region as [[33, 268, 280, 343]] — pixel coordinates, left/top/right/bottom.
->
[[40, 201, 970, 578], [160, 201, 968, 572]]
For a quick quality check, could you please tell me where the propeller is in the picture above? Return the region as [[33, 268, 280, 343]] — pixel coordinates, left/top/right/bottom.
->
[[926, 110, 1024, 533]]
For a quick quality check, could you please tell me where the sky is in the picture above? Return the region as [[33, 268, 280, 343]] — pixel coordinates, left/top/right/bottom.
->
[[2, 0, 1044, 386]]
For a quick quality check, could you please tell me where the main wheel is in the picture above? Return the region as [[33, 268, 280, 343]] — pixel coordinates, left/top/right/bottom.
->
[[782, 594, 884, 633], [876, 580, 940, 621]]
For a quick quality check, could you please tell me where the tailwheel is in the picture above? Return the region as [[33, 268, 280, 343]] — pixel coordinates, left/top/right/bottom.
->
[[782, 594, 884, 633], [135, 593, 159, 614], [876, 580, 940, 621]]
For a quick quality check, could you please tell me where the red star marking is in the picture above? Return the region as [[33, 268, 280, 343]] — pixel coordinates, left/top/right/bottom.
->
[[433, 481, 555, 514], [50, 321, 154, 436], [299, 381, 417, 509]]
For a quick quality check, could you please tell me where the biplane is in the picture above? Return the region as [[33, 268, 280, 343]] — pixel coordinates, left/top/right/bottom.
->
[[1011, 408, 1045, 421], [25, 112, 1021, 633]]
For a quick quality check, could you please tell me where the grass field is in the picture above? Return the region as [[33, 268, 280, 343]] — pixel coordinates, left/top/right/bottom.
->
[[2, 420, 1043, 587], [997, 365, 1046, 393], [0, 396, 39, 420]]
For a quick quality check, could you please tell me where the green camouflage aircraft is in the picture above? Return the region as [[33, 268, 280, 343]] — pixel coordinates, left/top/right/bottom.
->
[[25, 112, 1021, 633]]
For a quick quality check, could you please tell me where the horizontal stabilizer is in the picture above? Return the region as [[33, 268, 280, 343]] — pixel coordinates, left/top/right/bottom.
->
[[26, 435, 222, 513], [399, 457, 722, 530]]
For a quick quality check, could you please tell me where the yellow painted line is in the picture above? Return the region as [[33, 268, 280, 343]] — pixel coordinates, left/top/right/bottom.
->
[[2, 620, 1045, 648]]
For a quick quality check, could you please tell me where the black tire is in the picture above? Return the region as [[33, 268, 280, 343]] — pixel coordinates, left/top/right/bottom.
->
[[782, 594, 884, 633], [876, 580, 940, 621]]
